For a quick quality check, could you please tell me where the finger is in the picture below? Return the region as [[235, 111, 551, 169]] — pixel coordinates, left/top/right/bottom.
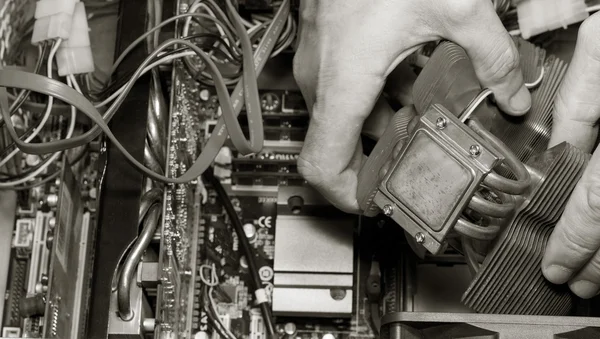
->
[[362, 96, 395, 141], [549, 13, 600, 153], [542, 148, 600, 284], [297, 69, 383, 212], [435, 0, 531, 115], [568, 248, 600, 298]]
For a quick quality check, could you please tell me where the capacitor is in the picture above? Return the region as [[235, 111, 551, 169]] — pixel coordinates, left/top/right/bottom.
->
[[243, 223, 257, 242], [19, 294, 46, 317], [284, 322, 297, 336], [287, 196, 304, 214], [240, 256, 249, 271], [25, 154, 41, 167], [261, 92, 281, 112], [322, 334, 336, 339], [143, 318, 156, 333], [45, 194, 58, 207], [89, 187, 98, 199], [199, 89, 211, 101]]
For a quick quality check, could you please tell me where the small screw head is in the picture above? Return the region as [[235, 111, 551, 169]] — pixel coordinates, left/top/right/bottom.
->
[[469, 144, 481, 157], [179, 3, 189, 13], [415, 232, 425, 244], [382, 204, 394, 216], [436, 117, 447, 129]]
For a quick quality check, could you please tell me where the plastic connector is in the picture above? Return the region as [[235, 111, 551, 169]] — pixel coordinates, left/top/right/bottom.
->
[[517, 0, 589, 39], [31, 0, 77, 43], [56, 2, 94, 76]]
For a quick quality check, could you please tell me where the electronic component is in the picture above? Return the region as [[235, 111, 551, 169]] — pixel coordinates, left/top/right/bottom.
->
[[0, 192, 17, 325], [43, 164, 92, 339], [56, 2, 94, 76], [31, 0, 77, 43], [517, 0, 589, 39], [362, 104, 508, 255], [5, 1, 600, 338], [273, 187, 354, 317]]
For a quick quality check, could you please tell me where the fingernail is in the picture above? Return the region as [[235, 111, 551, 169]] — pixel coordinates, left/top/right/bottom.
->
[[542, 264, 573, 284], [569, 280, 600, 299], [509, 86, 531, 115]]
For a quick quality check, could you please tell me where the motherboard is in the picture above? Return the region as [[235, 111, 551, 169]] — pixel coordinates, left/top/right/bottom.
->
[[0, 150, 99, 338], [156, 44, 379, 338]]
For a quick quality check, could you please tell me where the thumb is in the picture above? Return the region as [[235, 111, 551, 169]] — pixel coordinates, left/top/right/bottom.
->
[[542, 147, 600, 284], [549, 13, 600, 153]]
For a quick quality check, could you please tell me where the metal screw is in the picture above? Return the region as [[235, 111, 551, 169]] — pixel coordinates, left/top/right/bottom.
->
[[179, 3, 189, 13], [469, 144, 481, 157], [382, 204, 394, 216], [436, 117, 447, 129], [415, 232, 425, 244]]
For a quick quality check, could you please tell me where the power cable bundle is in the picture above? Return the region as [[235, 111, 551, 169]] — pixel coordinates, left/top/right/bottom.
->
[[0, 0, 292, 186]]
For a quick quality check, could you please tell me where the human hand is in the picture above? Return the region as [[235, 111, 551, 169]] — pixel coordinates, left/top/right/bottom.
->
[[293, 0, 531, 213], [543, 13, 600, 298]]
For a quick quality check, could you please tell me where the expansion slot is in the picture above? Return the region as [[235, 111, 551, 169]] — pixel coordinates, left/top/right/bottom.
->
[[27, 212, 52, 295]]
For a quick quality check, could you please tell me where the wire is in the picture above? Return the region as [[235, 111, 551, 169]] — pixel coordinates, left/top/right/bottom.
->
[[0, 74, 77, 188], [1, 146, 88, 190], [0, 39, 62, 170], [184, 2, 230, 47], [208, 286, 237, 339], [93, 33, 241, 101], [94, 50, 196, 108], [203, 286, 236, 339], [203, 167, 276, 339], [7, 170, 60, 190], [0, 43, 48, 128], [224, 0, 263, 154], [525, 66, 544, 89], [109, 12, 241, 77], [1, 38, 241, 152], [199, 263, 220, 287], [0, 0, 290, 184], [459, 88, 494, 123]]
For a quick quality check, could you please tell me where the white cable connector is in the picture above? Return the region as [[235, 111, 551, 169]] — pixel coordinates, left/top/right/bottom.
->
[[31, 0, 78, 43], [517, 0, 589, 39], [56, 2, 94, 76]]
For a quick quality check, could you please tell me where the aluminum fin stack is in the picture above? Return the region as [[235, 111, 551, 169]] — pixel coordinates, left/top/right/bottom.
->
[[462, 142, 590, 315]]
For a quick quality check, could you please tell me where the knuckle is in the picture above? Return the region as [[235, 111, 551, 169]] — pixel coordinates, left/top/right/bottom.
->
[[579, 13, 600, 63], [586, 255, 600, 277], [559, 224, 598, 261], [584, 181, 600, 222], [580, 13, 600, 42], [297, 153, 327, 189], [442, 0, 483, 25], [292, 53, 307, 86], [485, 44, 520, 81]]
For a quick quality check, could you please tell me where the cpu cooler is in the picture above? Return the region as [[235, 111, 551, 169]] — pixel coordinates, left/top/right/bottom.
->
[[358, 40, 589, 315]]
